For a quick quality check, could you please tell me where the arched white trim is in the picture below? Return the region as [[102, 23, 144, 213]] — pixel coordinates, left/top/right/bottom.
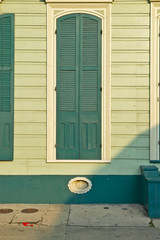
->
[[47, 4, 111, 163], [54, 9, 104, 19]]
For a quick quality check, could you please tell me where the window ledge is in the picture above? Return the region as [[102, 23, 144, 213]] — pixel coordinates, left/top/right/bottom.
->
[[45, 0, 112, 2], [47, 160, 111, 163]]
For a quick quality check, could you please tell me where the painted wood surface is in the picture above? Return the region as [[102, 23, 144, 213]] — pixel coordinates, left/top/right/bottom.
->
[[0, 0, 151, 175], [56, 14, 101, 160], [0, 175, 142, 204], [111, 0, 150, 170], [0, 0, 47, 169], [0, 13, 14, 160]]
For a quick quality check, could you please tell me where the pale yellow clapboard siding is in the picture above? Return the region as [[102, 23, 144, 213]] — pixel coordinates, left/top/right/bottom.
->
[[111, 112, 149, 123], [0, 162, 28, 175], [15, 75, 46, 87], [0, 0, 150, 175], [111, 76, 149, 87], [111, 87, 149, 99], [15, 99, 46, 111], [112, 16, 149, 26], [14, 123, 46, 135], [26, 160, 150, 175], [15, 26, 46, 38], [15, 14, 46, 26], [112, 4, 149, 14], [14, 135, 46, 147], [15, 40, 46, 50], [15, 63, 46, 74], [112, 40, 149, 51], [111, 147, 149, 160], [111, 0, 150, 169], [15, 87, 46, 99], [14, 111, 46, 123], [113, 25, 149, 29], [112, 51, 149, 63], [26, 161, 111, 175], [111, 135, 149, 147], [27, 162, 63, 175], [15, 51, 46, 62], [112, 99, 149, 111], [112, 63, 149, 75], [112, 28, 149, 38], [1, 3, 46, 14], [111, 123, 149, 135], [14, 147, 46, 159]]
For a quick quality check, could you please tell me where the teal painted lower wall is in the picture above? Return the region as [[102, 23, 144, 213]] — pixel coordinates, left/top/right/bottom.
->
[[0, 175, 142, 204]]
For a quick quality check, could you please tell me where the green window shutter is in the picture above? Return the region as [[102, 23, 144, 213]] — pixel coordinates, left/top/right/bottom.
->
[[79, 14, 101, 159], [56, 14, 101, 160], [56, 14, 79, 159], [0, 14, 14, 160]]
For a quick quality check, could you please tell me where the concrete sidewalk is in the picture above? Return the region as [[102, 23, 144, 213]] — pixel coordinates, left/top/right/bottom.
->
[[0, 204, 159, 240]]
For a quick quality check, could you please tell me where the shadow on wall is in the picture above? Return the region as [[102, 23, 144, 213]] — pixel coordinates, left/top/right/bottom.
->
[[63, 126, 151, 204], [37, 127, 155, 240], [0, 127, 157, 239], [0, 127, 154, 205]]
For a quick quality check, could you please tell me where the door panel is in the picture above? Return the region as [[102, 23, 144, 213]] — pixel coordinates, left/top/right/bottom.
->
[[56, 13, 101, 160], [79, 14, 101, 159], [57, 14, 79, 159]]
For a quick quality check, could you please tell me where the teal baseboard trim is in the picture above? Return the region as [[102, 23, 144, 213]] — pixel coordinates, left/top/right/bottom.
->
[[150, 160, 160, 163], [0, 175, 141, 204], [141, 165, 160, 218]]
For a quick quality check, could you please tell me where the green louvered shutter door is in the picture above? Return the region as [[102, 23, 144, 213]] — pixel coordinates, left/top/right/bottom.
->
[[56, 14, 79, 159], [0, 14, 14, 160], [57, 13, 101, 160], [79, 14, 101, 159]]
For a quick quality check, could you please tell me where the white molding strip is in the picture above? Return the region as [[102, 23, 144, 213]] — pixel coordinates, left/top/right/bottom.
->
[[45, 0, 112, 3], [50, 160, 111, 163], [150, 2, 160, 161], [47, 4, 111, 163]]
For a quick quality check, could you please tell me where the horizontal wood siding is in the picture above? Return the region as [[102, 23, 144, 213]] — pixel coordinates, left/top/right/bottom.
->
[[0, 1, 47, 163], [111, 0, 150, 164], [0, 0, 150, 175]]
